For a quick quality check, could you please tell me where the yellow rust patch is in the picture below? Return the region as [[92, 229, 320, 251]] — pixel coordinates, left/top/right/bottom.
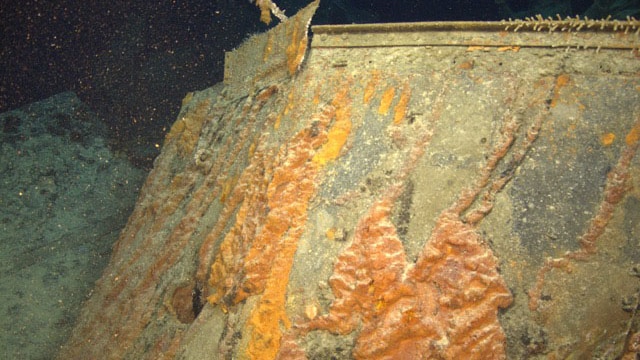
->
[[601, 132, 616, 146], [363, 70, 381, 105], [550, 74, 570, 108], [312, 87, 353, 165], [626, 120, 640, 145], [378, 86, 396, 115], [393, 83, 411, 125], [325, 227, 336, 240]]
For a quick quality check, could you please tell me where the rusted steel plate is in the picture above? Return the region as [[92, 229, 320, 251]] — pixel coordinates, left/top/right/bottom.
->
[[312, 18, 640, 50], [59, 3, 640, 359]]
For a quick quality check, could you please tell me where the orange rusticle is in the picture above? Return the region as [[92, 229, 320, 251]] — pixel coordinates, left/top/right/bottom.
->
[[206, 83, 354, 359], [407, 210, 514, 359], [303, 191, 416, 342], [298, 187, 512, 359], [281, 80, 551, 359], [301, 185, 513, 358], [244, 102, 350, 359], [240, 113, 330, 298]]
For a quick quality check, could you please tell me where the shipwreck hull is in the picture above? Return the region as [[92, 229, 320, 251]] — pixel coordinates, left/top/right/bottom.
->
[[58, 2, 640, 359]]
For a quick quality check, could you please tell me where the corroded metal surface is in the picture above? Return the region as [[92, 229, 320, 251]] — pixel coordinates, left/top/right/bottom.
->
[[59, 4, 640, 359], [312, 18, 640, 50]]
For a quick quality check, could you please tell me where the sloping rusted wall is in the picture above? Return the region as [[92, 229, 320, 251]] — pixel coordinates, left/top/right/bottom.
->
[[59, 3, 640, 359]]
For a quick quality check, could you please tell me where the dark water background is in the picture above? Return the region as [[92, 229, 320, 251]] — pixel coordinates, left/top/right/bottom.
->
[[1, 0, 637, 167]]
